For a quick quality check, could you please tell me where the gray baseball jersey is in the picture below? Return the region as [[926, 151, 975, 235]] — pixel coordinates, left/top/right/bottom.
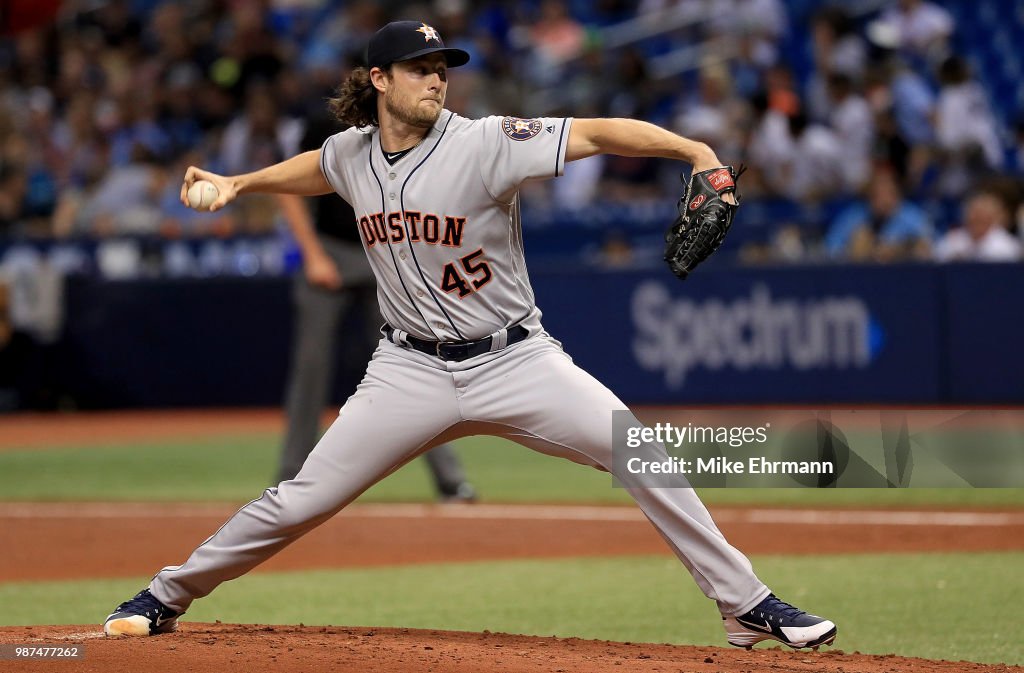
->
[[319, 110, 567, 341], [145, 109, 769, 625]]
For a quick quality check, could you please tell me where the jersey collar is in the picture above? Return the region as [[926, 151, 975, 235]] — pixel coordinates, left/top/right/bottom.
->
[[374, 109, 452, 166]]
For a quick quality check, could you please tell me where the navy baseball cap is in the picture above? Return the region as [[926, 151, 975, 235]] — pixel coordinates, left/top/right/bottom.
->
[[366, 21, 470, 69]]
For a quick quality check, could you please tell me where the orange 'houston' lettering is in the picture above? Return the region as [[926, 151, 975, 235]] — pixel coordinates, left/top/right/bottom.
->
[[442, 216, 465, 247], [422, 214, 440, 244], [359, 215, 376, 247], [387, 212, 405, 243], [404, 211, 422, 241]]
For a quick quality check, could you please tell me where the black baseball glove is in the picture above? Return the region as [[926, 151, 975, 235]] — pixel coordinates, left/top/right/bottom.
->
[[664, 165, 743, 280]]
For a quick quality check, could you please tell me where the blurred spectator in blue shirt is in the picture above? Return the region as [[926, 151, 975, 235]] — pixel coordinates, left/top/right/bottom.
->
[[886, 59, 935, 148], [54, 143, 168, 238], [826, 169, 932, 262]]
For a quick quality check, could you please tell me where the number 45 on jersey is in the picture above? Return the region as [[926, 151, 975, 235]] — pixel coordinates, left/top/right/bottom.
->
[[441, 248, 492, 298]]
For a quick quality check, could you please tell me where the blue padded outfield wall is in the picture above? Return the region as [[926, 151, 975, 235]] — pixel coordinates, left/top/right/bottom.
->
[[60, 278, 294, 408], [55, 263, 1023, 408], [536, 265, 944, 404]]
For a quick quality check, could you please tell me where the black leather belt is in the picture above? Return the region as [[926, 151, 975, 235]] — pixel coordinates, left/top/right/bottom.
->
[[385, 324, 529, 362]]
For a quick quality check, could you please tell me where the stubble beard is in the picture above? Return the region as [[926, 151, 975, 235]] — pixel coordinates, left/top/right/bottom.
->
[[383, 88, 441, 128]]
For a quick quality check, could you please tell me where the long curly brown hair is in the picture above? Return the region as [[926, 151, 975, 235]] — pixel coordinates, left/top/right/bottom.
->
[[328, 66, 384, 128]]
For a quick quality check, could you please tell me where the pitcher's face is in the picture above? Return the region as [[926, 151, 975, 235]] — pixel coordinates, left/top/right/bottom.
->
[[378, 53, 448, 128]]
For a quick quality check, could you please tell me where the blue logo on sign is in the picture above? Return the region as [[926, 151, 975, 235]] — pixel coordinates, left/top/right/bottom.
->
[[868, 317, 886, 360]]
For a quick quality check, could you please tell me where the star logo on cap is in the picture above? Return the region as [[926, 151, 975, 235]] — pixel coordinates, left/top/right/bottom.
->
[[417, 23, 440, 42]]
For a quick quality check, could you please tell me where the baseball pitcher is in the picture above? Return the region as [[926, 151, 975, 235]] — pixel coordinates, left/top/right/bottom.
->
[[104, 21, 836, 651]]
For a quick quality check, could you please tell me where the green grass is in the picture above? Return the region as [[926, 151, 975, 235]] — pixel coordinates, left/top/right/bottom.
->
[[1, 434, 1023, 506], [1, 553, 1020, 664], [0, 435, 282, 502]]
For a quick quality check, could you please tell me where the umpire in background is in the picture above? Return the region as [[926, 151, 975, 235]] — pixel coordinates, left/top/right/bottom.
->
[[275, 112, 476, 501]]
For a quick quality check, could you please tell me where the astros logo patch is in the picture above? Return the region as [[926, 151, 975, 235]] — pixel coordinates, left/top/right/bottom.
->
[[502, 117, 543, 141]]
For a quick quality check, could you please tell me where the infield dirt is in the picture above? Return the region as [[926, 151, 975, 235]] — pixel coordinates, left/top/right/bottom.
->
[[2, 624, 1022, 673]]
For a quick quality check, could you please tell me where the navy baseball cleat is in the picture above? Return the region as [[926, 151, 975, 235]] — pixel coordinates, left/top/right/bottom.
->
[[103, 589, 181, 636], [723, 593, 837, 650]]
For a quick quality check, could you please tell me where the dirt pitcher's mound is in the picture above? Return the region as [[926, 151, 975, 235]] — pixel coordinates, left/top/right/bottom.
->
[[1, 625, 1020, 673]]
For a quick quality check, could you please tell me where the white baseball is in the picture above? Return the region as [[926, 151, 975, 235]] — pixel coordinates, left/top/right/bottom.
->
[[187, 180, 219, 211]]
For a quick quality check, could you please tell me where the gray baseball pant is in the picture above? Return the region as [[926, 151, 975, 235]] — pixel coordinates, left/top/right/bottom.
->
[[151, 334, 768, 617]]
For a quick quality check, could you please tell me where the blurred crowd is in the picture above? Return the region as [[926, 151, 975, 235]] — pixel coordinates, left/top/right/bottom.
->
[[0, 0, 1022, 268]]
